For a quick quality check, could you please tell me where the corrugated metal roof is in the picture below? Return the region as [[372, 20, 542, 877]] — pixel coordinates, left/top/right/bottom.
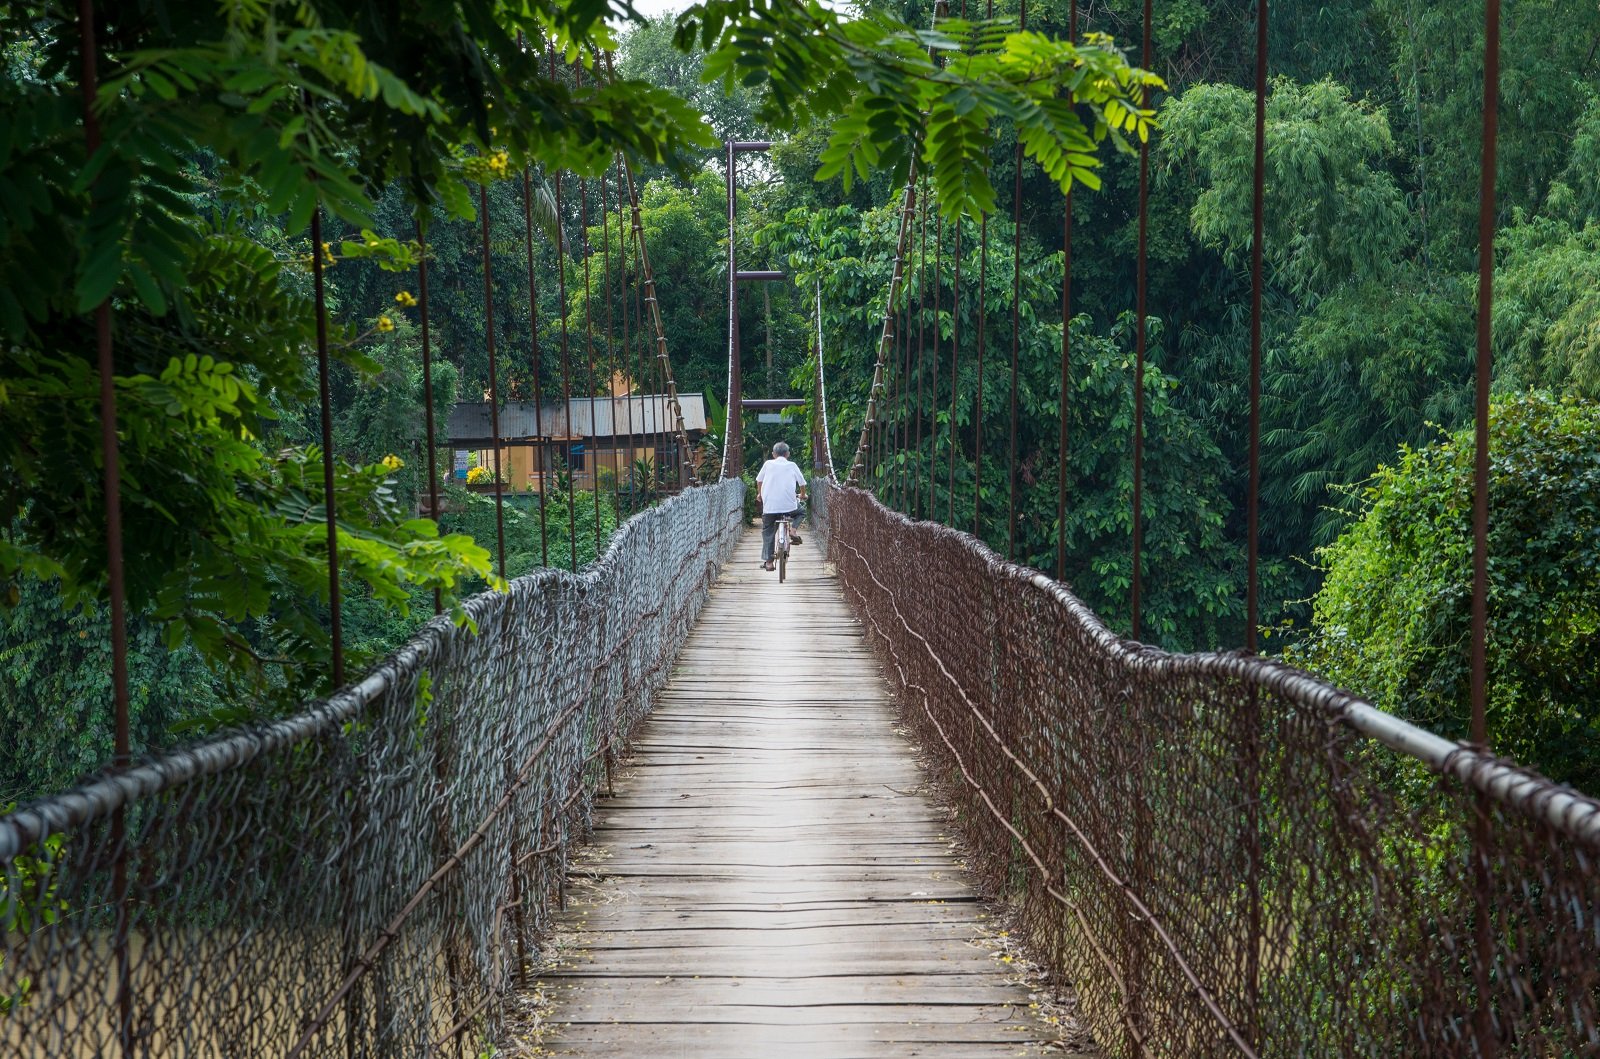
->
[[446, 394, 707, 443]]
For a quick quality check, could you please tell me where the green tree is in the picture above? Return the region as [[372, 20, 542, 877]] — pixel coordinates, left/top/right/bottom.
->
[[1162, 78, 1411, 299], [619, 14, 769, 146], [1296, 392, 1600, 792], [1492, 216, 1600, 399], [0, 578, 222, 801]]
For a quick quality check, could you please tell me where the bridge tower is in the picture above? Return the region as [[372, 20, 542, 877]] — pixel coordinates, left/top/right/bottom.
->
[[723, 139, 786, 478]]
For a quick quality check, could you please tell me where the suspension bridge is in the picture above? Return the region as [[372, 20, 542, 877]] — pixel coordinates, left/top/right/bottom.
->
[[5, 1, 1600, 1057]]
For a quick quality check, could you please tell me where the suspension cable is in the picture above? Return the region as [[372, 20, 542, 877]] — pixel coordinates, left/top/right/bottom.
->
[[816, 282, 836, 476], [846, 2, 947, 489], [845, 177, 919, 486]]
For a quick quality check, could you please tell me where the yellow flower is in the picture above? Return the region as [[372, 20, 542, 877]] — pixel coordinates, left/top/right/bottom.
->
[[381, 454, 404, 471], [376, 315, 395, 332], [395, 291, 417, 308]]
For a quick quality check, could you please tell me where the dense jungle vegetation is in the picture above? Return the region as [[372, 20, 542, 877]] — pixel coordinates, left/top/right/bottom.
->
[[2, 0, 1597, 800]]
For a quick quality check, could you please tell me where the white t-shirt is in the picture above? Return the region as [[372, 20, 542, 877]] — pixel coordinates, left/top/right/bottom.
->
[[755, 457, 807, 515]]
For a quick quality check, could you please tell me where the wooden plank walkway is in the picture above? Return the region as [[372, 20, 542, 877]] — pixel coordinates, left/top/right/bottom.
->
[[527, 528, 1079, 1058]]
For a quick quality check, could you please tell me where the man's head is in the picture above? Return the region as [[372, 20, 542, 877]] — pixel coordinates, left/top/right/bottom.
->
[[772, 442, 790, 458]]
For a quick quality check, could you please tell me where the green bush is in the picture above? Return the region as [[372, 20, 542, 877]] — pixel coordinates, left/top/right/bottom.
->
[[1295, 392, 1600, 792], [742, 471, 761, 526]]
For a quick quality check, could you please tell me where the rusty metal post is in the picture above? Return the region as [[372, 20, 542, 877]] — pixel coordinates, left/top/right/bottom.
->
[[76, 3, 134, 1052], [1470, 1, 1502, 1054], [419, 223, 445, 613], [1007, 0, 1027, 559], [725, 140, 744, 479], [723, 140, 780, 481], [1131, 0, 1152, 641], [1243, 0, 1269, 1048], [479, 184, 509, 580], [916, 174, 929, 518], [1056, 0, 1077, 583], [522, 170, 551, 563]]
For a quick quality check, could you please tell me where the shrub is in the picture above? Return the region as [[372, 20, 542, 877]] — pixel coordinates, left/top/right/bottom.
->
[[1296, 392, 1600, 792]]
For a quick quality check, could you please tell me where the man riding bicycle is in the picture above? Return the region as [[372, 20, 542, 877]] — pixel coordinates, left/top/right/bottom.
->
[[755, 441, 807, 572]]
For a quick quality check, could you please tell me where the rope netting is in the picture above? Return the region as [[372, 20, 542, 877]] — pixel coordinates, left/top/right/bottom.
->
[[813, 478, 1600, 1059], [0, 479, 744, 1057]]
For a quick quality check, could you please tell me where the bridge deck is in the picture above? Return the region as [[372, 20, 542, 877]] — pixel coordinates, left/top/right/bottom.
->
[[526, 528, 1078, 1058]]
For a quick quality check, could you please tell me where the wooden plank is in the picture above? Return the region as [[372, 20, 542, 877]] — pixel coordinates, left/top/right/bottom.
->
[[518, 528, 1076, 1058]]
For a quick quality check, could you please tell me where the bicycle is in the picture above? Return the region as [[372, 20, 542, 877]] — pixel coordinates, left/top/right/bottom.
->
[[773, 514, 793, 583], [767, 501, 805, 583]]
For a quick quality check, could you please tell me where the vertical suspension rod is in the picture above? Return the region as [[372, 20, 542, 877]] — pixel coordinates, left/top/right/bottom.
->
[[77, 5, 133, 1052], [948, 221, 962, 522], [1131, 0, 1152, 640], [577, 63, 602, 551], [1470, 2, 1502, 1056], [931, 192, 943, 519], [522, 170, 551, 565], [310, 210, 345, 678], [971, 0, 995, 542], [480, 183, 509, 581], [1007, 0, 1027, 560], [916, 173, 929, 520], [601, 168, 621, 512], [549, 44, 578, 571], [419, 222, 444, 610], [725, 141, 742, 478], [1246, 5, 1266, 653], [614, 151, 640, 511], [1056, 0, 1078, 582], [1244, 2, 1269, 1049]]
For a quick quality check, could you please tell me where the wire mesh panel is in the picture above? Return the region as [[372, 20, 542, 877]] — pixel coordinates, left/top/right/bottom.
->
[[0, 479, 743, 1058], [815, 478, 1600, 1059]]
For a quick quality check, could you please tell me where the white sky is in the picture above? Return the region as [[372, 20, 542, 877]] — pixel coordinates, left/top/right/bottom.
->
[[627, 0, 694, 17], [623, 0, 854, 22]]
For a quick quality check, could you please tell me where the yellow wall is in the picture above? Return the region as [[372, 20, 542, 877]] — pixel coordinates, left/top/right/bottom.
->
[[476, 444, 654, 492]]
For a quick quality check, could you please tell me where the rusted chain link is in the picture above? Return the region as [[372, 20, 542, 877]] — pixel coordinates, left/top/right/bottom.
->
[[814, 477, 1600, 1059], [0, 481, 744, 1058]]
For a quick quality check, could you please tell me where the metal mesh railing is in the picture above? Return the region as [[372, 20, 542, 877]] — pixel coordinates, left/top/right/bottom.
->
[[0, 479, 743, 1058], [816, 477, 1600, 1059]]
